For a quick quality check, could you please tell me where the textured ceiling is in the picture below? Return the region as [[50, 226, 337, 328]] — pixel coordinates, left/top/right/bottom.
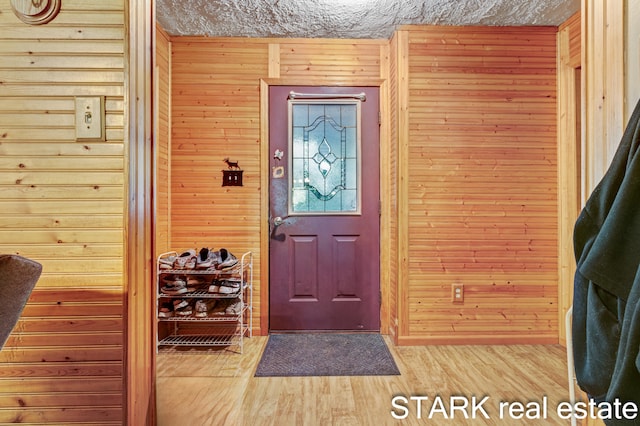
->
[[156, 0, 580, 39]]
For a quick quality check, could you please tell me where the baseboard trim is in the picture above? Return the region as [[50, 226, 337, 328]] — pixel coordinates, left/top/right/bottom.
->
[[396, 334, 558, 346]]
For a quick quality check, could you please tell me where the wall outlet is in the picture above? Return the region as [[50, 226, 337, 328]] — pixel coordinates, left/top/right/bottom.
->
[[452, 283, 464, 303]]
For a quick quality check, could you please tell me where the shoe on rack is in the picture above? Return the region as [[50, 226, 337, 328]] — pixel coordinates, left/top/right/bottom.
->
[[160, 274, 176, 284], [187, 276, 206, 287], [208, 279, 222, 293], [194, 299, 208, 318], [197, 250, 221, 270], [158, 253, 178, 269], [218, 279, 241, 294], [161, 277, 188, 295], [175, 302, 193, 316], [173, 299, 189, 310], [158, 302, 174, 318], [225, 298, 243, 315], [205, 299, 218, 314], [161, 274, 184, 284], [210, 298, 231, 315], [198, 247, 209, 262], [173, 249, 197, 269], [196, 247, 209, 268], [216, 248, 238, 270], [196, 248, 218, 269]]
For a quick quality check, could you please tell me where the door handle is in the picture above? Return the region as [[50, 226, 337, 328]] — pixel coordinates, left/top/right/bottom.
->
[[272, 216, 287, 227], [269, 214, 289, 229], [269, 215, 289, 240]]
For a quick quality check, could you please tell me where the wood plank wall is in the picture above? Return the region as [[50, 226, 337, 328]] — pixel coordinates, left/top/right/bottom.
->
[[626, 0, 640, 117], [169, 38, 268, 332], [156, 25, 171, 254], [277, 39, 385, 83], [165, 27, 558, 344], [168, 37, 390, 333], [0, 1, 126, 424], [582, 0, 625, 194], [396, 26, 559, 345], [166, 28, 560, 343]]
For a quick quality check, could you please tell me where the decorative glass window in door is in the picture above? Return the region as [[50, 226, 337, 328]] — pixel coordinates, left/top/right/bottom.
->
[[288, 100, 361, 215]]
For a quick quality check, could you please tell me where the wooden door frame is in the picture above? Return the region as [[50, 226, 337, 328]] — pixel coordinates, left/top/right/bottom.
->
[[557, 19, 582, 345], [259, 78, 392, 336], [127, 0, 155, 424]]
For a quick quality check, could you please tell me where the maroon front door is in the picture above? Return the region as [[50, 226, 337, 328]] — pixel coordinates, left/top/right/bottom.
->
[[269, 86, 380, 332]]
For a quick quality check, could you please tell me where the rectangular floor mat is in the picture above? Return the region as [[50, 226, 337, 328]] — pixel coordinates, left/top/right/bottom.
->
[[254, 333, 401, 377]]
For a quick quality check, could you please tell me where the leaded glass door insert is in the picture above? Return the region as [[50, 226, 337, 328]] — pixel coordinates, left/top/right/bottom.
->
[[288, 100, 361, 215]]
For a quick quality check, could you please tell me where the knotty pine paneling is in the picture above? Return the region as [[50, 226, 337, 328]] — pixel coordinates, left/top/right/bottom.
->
[[169, 38, 267, 331], [0, 1, 126, 424], [583, 0, 625, 192], [169, 37, 389, 334], [168, 30, 560, 344], [169, 38, 266, 244], [627, 1, 640, 117], [279, 39, 385, 84], [156, 24, 171, 254], [400, 26, 559, 344], [563, 12, 581, 68]]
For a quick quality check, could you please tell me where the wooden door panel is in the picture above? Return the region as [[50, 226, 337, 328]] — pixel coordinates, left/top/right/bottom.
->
[[290, 235, 318, 300]]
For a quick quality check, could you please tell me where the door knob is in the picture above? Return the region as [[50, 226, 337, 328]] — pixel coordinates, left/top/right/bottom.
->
[[273, 216, 286, 227]]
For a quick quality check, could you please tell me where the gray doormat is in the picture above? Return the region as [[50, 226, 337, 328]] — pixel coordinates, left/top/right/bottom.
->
[[254, 333, 400, 377]]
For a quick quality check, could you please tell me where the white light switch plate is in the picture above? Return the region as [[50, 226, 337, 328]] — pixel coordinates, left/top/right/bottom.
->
[[75, 96, 104, 140]]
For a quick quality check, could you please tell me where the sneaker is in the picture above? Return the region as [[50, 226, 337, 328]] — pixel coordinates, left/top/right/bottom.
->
[[202, 253, 222, 270], [173, 249, 196, 269], [194, 300, 208, 318], [218, 279, 241, 294], [160, 274, 178, 283], [173, 299, 189, 310], [161, 277, 188, 295], [210, 298, 231, 315], [175, 302, 193, 316], [186, 276, 206, 287], [198, 247, 210, 262], [159, 262, 173, 270], [206, 299, 218, 313], [216, 248, 238, 270], [208, 280, 222, 293], [196, 248, 218, 269], [225, 299, 243, 315], [158, 302, 173, 318], [158, 254, 178, 269]]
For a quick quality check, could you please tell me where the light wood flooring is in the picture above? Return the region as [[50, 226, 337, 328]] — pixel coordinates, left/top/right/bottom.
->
[[156, 336, 574, 425]]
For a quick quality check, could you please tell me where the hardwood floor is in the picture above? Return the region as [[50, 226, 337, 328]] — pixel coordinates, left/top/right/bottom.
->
[[156, 336, 573, 425]]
